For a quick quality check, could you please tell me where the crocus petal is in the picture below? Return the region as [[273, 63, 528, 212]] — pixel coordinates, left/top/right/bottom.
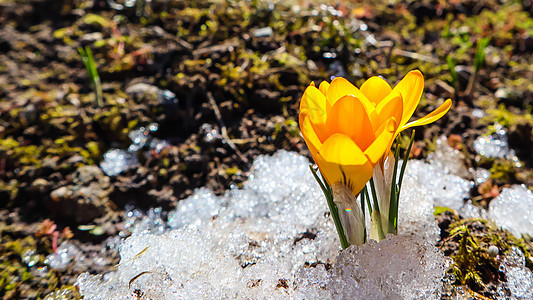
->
[[319, 133, 367, 165], [373, 152, 395, 232], [327, 77, 375, 113], [325, 95, 374, 151], [374, 92, 403, 133], [315, 133, 374, 195], [391, 70, 424, 127], [299, 116, 323, 157], [401, 99, 452, 130], [360, 76, 392, 106], [363, 118, 397, 164], [299, 85, 328, 126], [319, 81, 329, 95]]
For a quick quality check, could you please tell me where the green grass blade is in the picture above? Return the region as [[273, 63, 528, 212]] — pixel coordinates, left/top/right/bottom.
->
[[446, 55, 458, 88], [474, 37, 490, 72], [78, 46, 104, 108]]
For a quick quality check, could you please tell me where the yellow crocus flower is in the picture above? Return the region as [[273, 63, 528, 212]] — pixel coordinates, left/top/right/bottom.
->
[[299, 83, 397, 198], [299, 70, 452, 197]]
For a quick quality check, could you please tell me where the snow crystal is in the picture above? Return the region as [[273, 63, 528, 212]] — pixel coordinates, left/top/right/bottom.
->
[[329, 235, 449, 300], [497, 247, 533, 299], [44, 241, 82, 271], [100, 149, 139, 176], [473, 124, 521, 167], [398, 171, 441, 243], [457, 200, 487, 219], [405, 136, 474, 211], [405, 160, 473, 210], [428, 136, 470, 178], [488, 185, 533, 237]]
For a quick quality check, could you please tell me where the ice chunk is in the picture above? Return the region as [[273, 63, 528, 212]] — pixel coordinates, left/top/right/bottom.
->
[[102, 124, 169, 176], [471, 168, 491, 184], [128, 126, 150, 151], [199, 123, 222, 143], [44, 241, 82, 271], [488, 185, 533, 237], [100, 149, 139, 176], [402, 136, 474, 210], [405, 160, 473, 210], [122, 206, 168, 236], [45, 238, 119, 274], [474, 124, 510, 158], [398, 172, 441, 243], [167, 188, 223, 230], [128, 123, 163, 152], [428, 136, 470, 178], [328, 235, 449, 300], [496, 247, 533, 299], [458, 200, 487, 219], [473, 124, 521, 167]]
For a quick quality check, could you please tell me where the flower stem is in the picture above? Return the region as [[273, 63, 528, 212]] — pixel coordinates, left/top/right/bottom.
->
[[388, 141, 401, 234], [309, 165, 350, 249], [363, 185, 372, 215], [370, 210, 386, 241], [369, 178, 380, 215]]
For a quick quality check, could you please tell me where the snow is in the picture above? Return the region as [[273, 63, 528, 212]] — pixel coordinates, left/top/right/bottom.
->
[[76, 151, 449, 299]]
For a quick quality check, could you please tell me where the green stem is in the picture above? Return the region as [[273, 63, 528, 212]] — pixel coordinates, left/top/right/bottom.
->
[[363, 185, 372, 215], [369, 178, 379, 214], [371, 210, 386, 241], [309, 165, 350, 249], [360, 188, 367, 243], [388, 142, 401, 234]]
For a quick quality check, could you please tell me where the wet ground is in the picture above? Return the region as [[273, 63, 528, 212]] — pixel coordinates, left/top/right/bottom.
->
[[0, 0, 532, 298]]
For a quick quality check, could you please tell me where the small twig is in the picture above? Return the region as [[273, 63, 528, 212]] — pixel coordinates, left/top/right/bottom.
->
[[465, 70, 477, 97], [114, 246, 149, 269], [193, 40, 239, 57], [207, 92, 248, 163], [392, 49, 440, 63]]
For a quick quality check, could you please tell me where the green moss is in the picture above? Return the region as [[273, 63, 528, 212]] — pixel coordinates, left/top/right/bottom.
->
[[443, 217, 533, 294], [434, 206, 455, 216], [0, 229, 63, 298], [225, 166, 242, 176], [482, 104, 533, 129], [82, 14, 111, 29], [489, 159, 517, 182], [1, 137, 19, 149]]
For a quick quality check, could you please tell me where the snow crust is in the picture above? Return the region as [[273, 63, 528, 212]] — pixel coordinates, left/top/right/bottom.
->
[[488, 185, 533, 237], [74, 149, 533, 299], [76, 151, 450, 299]]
